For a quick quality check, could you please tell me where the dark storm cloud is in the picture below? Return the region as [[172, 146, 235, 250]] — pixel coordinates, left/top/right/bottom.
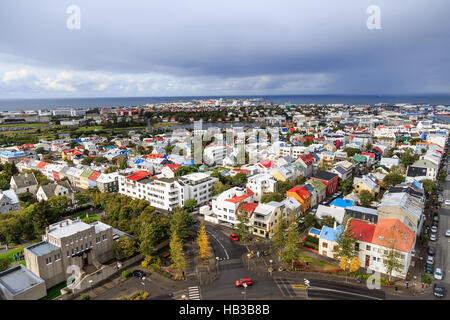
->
[[0, 0, 449, 96]]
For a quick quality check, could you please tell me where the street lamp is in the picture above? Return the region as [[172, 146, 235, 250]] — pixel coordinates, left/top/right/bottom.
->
[[89, 280, 93, 295], [141, 277, 146, 293], [413, 276, 417, 296]]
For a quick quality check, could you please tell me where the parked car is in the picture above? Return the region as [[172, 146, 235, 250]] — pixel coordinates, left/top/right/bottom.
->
[[235, 278, 253, 287], [445, 200, 450, 205], [434, 268, 444, 280], [426, 263, 434, 273], [431, 226, 438, 233], [132, 270, 146, 278], [430, 233, 437, 241], [433, 284, 446, 298], [445, 229, 450, 237], [411, 249, 416, 257], [433, 215, 439, 223], [427, 255, 435, 265], [425, 226, 431, 235], [428, 246, 436, 256], [230, 234, 239, 241]]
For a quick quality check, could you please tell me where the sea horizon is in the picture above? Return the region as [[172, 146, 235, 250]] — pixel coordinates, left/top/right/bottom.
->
[[0, 93, 450, 111]]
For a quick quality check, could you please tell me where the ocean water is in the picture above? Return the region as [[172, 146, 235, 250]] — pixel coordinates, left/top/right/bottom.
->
[[0, 94, 449, 111]]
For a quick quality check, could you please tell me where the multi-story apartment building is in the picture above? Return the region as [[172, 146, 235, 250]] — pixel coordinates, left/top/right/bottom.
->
[[118, 171, 218, 212], [212, 187, 255, 225], [204, 145, 228, 165], [24, 218, 114, 289], [246, 173, 277, 202]]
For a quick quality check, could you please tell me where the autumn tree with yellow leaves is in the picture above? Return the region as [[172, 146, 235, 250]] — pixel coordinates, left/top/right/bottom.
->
[[196, 221, 212, 264]]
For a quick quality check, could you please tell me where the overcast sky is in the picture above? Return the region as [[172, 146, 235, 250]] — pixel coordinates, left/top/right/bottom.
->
[[0, 0, 449, 98]]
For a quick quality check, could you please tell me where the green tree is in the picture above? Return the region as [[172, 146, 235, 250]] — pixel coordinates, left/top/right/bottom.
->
[[400, 150, 413, 168], [175, 166, 198, 177], [358, 190, 374, 207], [381, 227, 405, 282], [113, 236, 137, 260], [211, 181, 230, 196], [333, 217, 356, 261], [275, 180, 294, 195], [260, 192, 283, 203], [234, 209, 251, 243], [438, 169, 447, 182], [320, 215, 336, 228], [183, 199, 197, 213], [339, 179, 354, 195], [272, 218, 287, 252], [419, 179, 437, 195], [382, 173, 405, 189], [169, 231, 186, 275], [281, 217, 301, 270], [170, 207, 193, 242], [0, 256, 10, 272], [304, 213, 319, 228], [231, 172, 247, 186], [343, 147, 361, 157]]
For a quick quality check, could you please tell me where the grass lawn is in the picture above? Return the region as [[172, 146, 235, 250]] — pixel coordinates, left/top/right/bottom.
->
[[297, 251, 339, 271], [152, 122, 178, 128], [0, 123, 47, 128], [0, 245, 27, 265], [40, 282, 68, 300], [71, 212, 100, 222]]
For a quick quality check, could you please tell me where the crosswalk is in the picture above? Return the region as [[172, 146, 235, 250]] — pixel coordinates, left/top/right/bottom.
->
[[188, 286, 201, 300]]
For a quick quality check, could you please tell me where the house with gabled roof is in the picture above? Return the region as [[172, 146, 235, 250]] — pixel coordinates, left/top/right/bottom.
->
[[310, 171, 339, 197], [10, 172, 39, 195], [286, 186, 311, 213], [305, 178, 327, 203]]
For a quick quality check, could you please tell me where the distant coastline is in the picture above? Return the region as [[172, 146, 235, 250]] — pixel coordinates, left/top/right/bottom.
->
[[0, 94, 450, 111]]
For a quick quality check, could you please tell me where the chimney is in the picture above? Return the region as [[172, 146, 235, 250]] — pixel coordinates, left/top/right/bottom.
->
[[333, 221, 337, 230]]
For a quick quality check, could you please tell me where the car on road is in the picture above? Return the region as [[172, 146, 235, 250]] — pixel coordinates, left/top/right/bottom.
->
[[426, 263, 434, 274], [433, 284, 446, 298], [230, 234, 239, 241], [425, 226, 431, 235], [132, 270, 146, 278], [428, 246, 436, 256], [434, 268, 444, 280], [446, 229, 450, 237], [427, 255, 435, 265], [431, 225, 438, 233], [445, 200, 450, 205], [430, 233, 437, 241], [236, 278, 253, 287], [433, 215, 439, 223]]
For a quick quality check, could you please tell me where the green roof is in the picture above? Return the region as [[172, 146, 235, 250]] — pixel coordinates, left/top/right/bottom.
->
[[80, 168, 94, 178], [306, 179, 326, 191], [353, 154, 367, 162]]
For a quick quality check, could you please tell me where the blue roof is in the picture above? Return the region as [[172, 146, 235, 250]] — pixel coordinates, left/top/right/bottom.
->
[[72, 139, 82, 142], [182, 159, 195, 166], [330, 198, 354, 208], [0, 150, 27, 158], [320, 225, 343, 242], [135, 159, 144, 164], [312, 152, 320, 160]]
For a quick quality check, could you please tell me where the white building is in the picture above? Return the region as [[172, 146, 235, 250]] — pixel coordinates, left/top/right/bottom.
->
[[212, 187, 255, 225], [246, 173, 277, 202]]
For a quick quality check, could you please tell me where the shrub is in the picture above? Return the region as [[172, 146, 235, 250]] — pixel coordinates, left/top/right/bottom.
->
[[80, 294, 90, 300], [142, 292, 149, 299], [121, 270, 131, 280], [305, 235, 319, 244], [422, 273, 431, 285]]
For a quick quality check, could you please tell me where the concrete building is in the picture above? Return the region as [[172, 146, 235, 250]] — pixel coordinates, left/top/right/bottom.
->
[[0, 265, 47, 300], [0, 189, 21, 214], [24, 218, 114, 289], [10, 172, 39, 195]]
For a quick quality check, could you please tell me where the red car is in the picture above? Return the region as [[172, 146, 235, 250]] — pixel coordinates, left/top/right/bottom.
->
[[230, 234, 239, 241], [236, 278, 253, 287]]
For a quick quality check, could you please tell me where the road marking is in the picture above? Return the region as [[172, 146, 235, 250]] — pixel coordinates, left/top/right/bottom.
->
[[291, 284, 308, 290], [188, 286, 201, 300], [309, 287, 383, 300], [207, 231, 229, 259]]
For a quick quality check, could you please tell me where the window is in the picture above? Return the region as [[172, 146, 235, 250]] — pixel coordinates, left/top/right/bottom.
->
[[90, 241, 93, 247], [76, 247, 79, 253], [45, 256, 52, 265], [366, 245, 371, 251], [322, 242, 328, 248], [67, 251, 69, 257], [72, 249, 74, 255], [55, 253, 61, 261]]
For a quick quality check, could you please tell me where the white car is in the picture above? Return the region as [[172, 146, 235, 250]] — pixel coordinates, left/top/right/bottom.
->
[[445, 200, 450, 205], [434, 268, 444, 280], [427, 256, 435, 265], [430, 233, 437, 241], [431, 226, 438, 233], [446, 229, 450, 237]]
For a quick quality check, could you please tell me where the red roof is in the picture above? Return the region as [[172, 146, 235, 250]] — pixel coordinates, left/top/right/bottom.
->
[[297, 153, 315, 166], [164, 164, 180, 173], [372, 219, 415, 253], [36, 161, 50, 169], [348, 219, 376, 243], [232, 169, 250, 174], [238, 202, 258, 218], [287, 186, 310, 201], [361, 152, 375, 158], [126, 170, 152, 181], [143, 154, 164, 159], [257, 159, 273, 168], [225, 188, 254, 204], [88, 171, 101, 181]]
